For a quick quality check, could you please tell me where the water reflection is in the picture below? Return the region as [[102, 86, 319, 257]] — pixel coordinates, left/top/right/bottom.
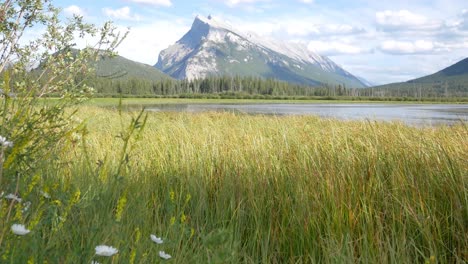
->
[[142, 103, 468, 126]]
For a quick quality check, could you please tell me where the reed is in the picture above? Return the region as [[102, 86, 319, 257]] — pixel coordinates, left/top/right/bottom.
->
[[1, 105, 466, 263]]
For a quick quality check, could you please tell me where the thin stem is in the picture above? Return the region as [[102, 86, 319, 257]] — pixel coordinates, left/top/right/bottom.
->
[[0, 173, 20, 248], [0, 148, 4, 188]]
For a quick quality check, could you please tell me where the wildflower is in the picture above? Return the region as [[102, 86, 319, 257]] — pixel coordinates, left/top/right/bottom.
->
[[22, 201, 31, 213], [115, 193, 127, 222], [159, 251, 172, 260], [5, 193, 22, 203], [95, 245, 118, 257], [181, 213, 187, 224], [40, 191, 51, 199], [0, 136, 13, 148], [11, 224, 30, 235], [71, 132, 82, 142], [134, 228, 141, 243], [91, 261, 101, 264], [169, 190, 175, 202], [150, 234, 163, 244]]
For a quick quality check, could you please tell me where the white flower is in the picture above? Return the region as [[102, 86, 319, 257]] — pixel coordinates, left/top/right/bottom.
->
[[71, 132, 81, 142], [11, 224, 30, 235], [95, 245, 118, 257], [150, 234, 163, 244], [40, 191, 51, 199], [0, 136, 13, 148], [91, 261, 101, 264], [5, 193, 22, 203], [159, 251, 172, 260], [22, 201, 31, 212]]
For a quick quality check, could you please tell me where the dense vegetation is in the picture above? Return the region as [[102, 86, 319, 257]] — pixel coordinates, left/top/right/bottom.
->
[[1, 1, 467, 263], [1, 106, 467, 263], [82, 74, 468, 99], [73, 55, 468, 99]]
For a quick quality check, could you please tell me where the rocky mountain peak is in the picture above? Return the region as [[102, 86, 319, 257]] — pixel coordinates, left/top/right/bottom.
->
[[155, 15, 368, 87]]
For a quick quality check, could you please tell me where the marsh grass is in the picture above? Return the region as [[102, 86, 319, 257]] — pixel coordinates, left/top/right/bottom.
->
[[1, 106, 467, 263]]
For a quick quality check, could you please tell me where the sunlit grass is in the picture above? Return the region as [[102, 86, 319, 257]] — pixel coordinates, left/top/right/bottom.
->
[[2, 106, 467, 263]]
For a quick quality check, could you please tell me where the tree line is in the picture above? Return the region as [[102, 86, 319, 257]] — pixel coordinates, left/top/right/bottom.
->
[[84, 74, 467, 99], [85, 75, 368, 97]]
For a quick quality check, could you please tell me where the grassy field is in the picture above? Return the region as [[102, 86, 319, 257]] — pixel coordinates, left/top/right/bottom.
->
[[1, 104, 467, 263]]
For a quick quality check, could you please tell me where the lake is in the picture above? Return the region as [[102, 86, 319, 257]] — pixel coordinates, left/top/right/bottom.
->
[[145, 103, 468, 126]]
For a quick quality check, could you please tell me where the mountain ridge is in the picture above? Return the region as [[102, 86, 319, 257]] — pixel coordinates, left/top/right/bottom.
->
[[370, 57, 468, 97], [94, 52, 172, 82], [410, 58, 468, 82], [155, 15, 368, 88]]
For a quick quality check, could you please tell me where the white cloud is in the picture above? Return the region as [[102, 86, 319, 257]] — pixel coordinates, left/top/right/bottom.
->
[[235, 21, 279, 36], [308, 41, 366, 55], [376, 10, 442, 31], [115, 20, 190, 65], [298, 0, 314, 3], [103, 7, 141, 21], [126, 0, 172, 7], [459, 9, 468, 30], [64, 5, 85, 17], [314, 24, 365, 36], [379, 40, 435, 54], [224, 0, 270, 7], [234, 18, 364, 38], [284, 23, 363, 37]]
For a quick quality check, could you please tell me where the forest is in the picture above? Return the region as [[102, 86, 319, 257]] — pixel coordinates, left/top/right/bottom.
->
[[82, 74, 468, 100]]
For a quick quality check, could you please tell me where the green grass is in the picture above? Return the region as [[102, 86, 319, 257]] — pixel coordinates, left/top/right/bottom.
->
[[1, 106, 467, 263]]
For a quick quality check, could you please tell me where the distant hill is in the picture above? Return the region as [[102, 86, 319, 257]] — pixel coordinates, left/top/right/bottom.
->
[[410, 58, 468, 83], [35, 48, 172, 82], [370, 58, 468, 97], [94, 53, 172, 82], [26, 48, 173, 95]]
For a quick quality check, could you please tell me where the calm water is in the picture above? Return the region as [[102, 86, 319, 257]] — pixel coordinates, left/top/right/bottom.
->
[[146, 103, 468, 126]]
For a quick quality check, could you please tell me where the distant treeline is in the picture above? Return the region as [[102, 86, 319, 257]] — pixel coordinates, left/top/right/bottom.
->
[[2, 71, 467, 100], [84, 75, 467, 99], [367, 80, 468, 98], [88, 75, 339, 97]]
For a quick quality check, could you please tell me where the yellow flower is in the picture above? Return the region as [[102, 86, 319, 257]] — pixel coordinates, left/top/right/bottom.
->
[[70, 190, 81, 204], [185, 194, 191, 204], [169, 190, 175, 202], [134, 228, 141, 243], [115, 193, 127, 222], [129, 249, 136, 264]]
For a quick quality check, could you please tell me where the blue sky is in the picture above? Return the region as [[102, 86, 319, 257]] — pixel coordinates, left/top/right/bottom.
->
[[54, 0, 468, 84]]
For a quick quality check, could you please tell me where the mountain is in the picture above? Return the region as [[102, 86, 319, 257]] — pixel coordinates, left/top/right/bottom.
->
[[94, 53, 171, 82], [38, 48, 172, 82], [155, 15, 368, 88], [370, 58, 468, 97], [409, 58, 468, 83], [357, 76, 375, 87]]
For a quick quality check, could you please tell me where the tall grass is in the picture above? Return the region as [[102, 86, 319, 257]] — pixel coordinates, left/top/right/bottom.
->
[[1, 106, 467, 263]]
